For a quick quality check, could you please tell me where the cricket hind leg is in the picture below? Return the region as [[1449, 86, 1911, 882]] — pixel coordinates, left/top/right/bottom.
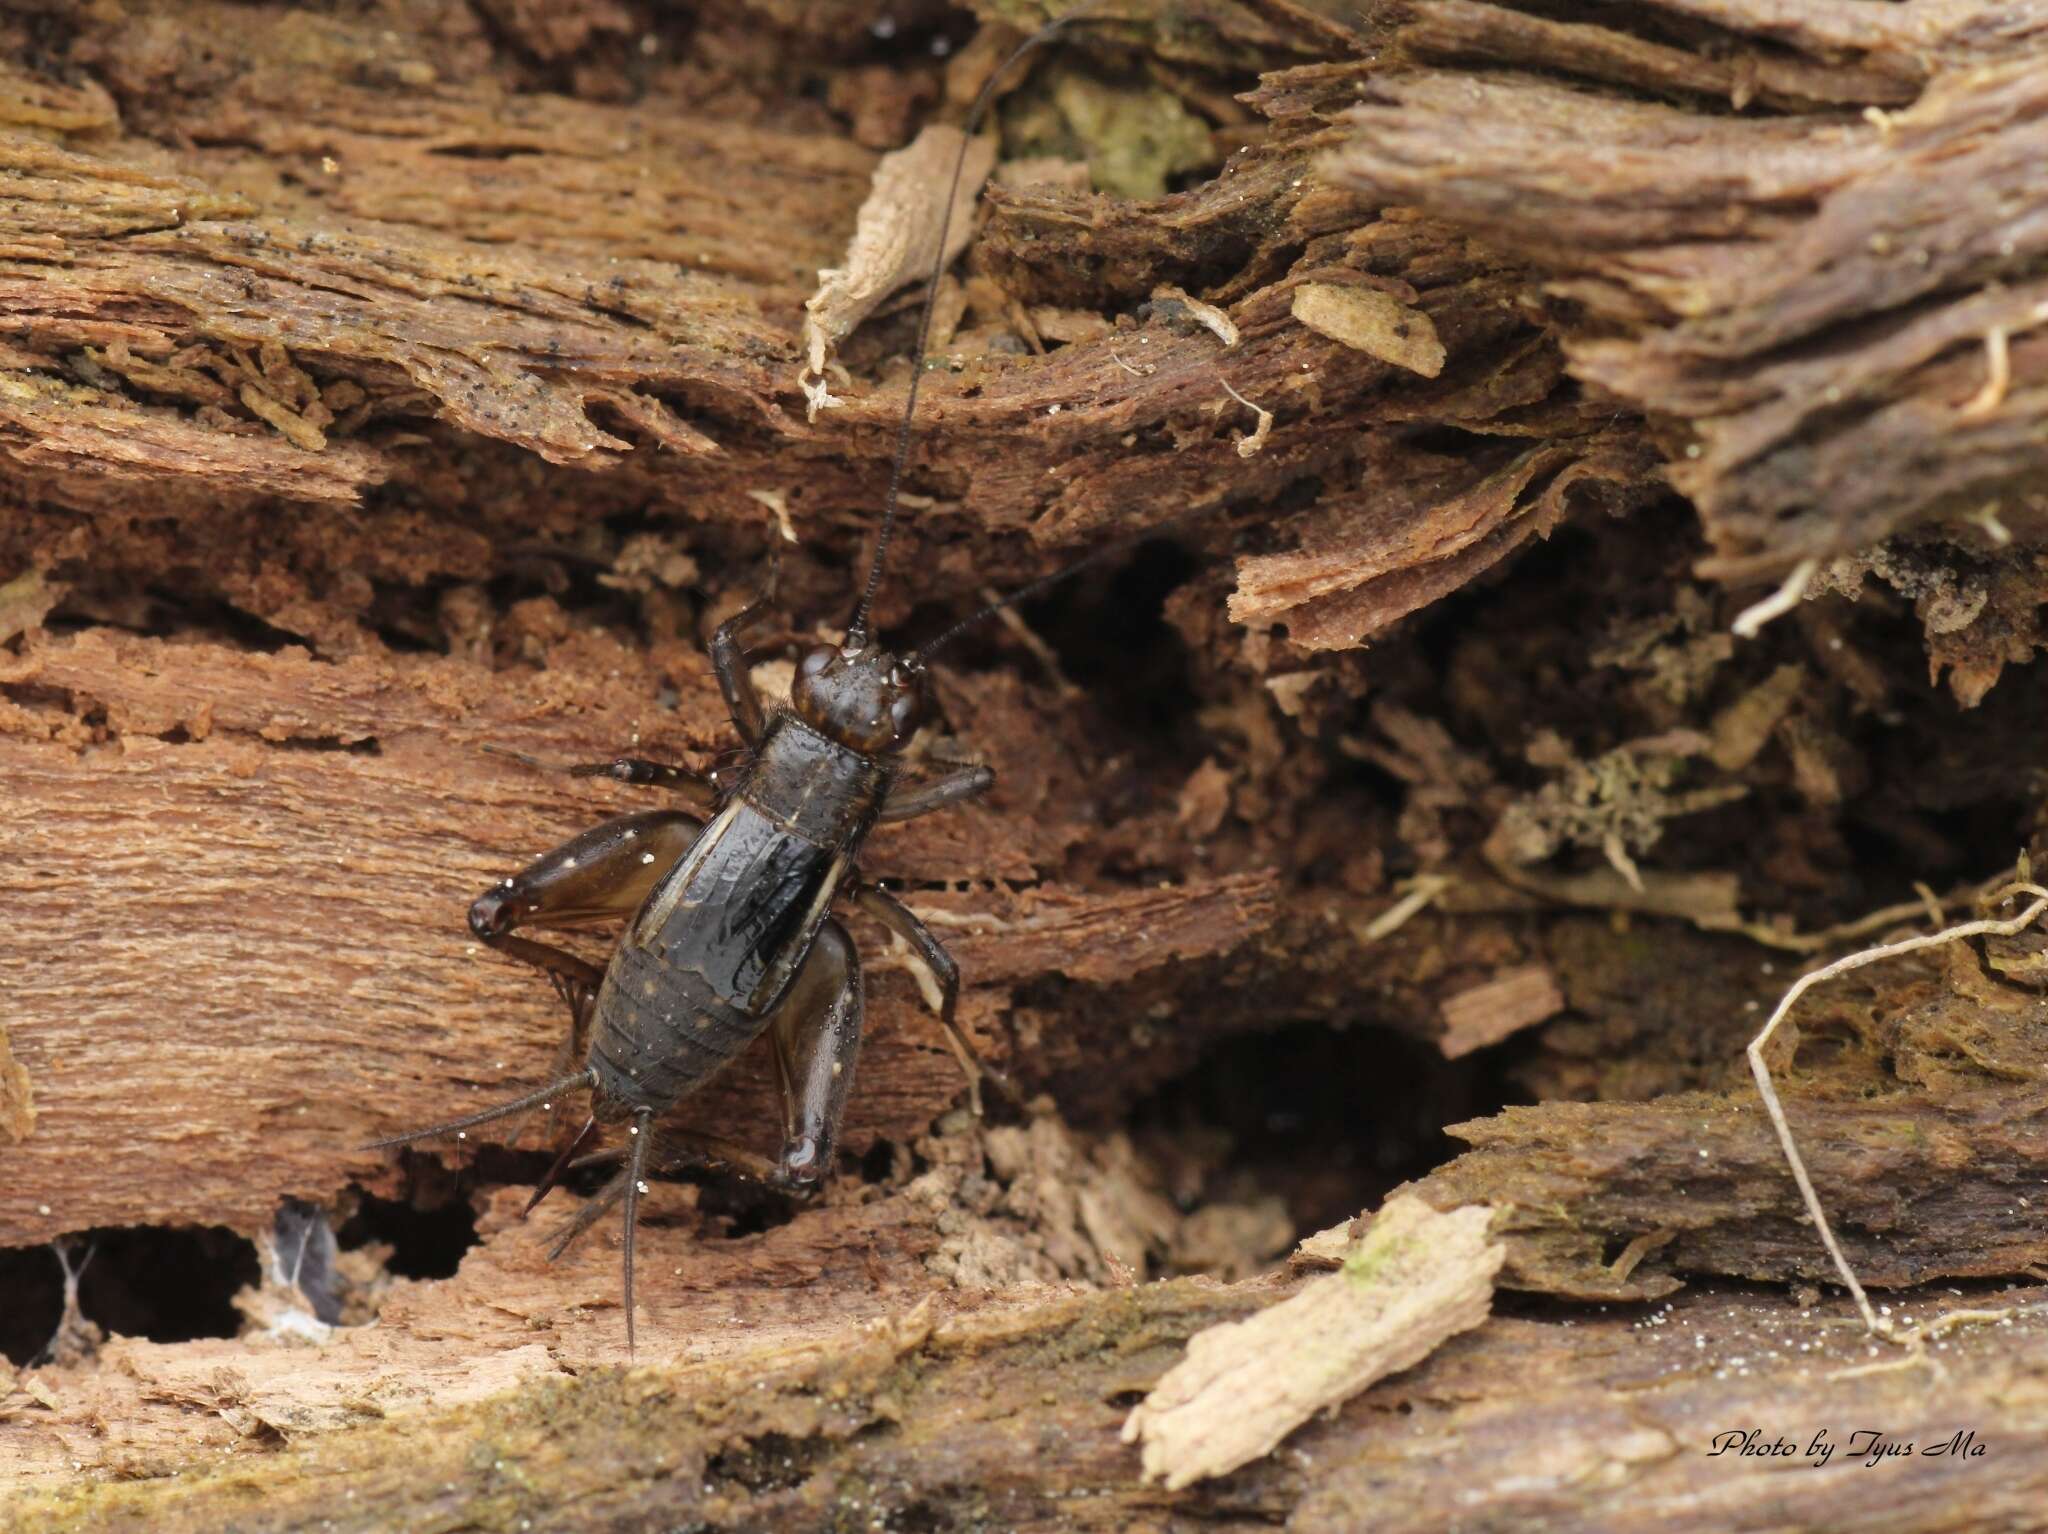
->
[[560, 1131, 788, 1190], [764, 919, 864, 1191], [469, 808, 701, 1121], [531, 1125, 786, 1219], [521, 1113, 599, 1217]]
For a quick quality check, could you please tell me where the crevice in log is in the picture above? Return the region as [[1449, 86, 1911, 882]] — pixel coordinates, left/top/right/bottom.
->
[[0, 1226, 258, 1367]]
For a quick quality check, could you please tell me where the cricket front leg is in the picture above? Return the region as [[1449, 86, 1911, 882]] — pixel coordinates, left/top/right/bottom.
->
[[488, 747, 718, 813], [710, 557, 783, 748], [764, 920, 864, 1190], [567, 757, 718, 812], [878, 764, 993, 823]]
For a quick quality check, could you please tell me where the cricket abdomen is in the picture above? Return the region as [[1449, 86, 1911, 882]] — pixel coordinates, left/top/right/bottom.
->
[[586, 714, 890, 1117], [589, 945, 759, 1113]]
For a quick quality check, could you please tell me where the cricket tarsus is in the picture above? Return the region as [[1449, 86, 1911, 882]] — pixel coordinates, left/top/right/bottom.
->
[[375, 5, 1136, 1351]]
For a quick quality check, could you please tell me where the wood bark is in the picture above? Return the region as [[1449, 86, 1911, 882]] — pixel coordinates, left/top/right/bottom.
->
[[13, 1228, 2048, 1531], [6, 1, 2048, 1528]]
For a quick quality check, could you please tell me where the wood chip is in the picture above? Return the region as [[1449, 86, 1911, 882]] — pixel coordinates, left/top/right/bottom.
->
[[1152, 283, 1239, 348], [1439, 963, 1566, 1059], [1708, 663, 1805, 772], [1123, 1195, 1503, 1489], [238, 383, 327, 452], [800, 125, 998, 413], [0, 568, 63, 646], [1291, 282, 1445, 377]]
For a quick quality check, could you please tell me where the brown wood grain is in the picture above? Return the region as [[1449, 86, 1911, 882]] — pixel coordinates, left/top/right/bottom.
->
[[11, 1221, 2048, 1529], [7, 1, 2048, 1526], [0, 629, 1278, 1241]]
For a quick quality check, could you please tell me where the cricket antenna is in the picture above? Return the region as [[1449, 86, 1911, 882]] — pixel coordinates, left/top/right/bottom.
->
[[913, 528, 1132, 665], [914, 496, 1235, 666], [847, 2, 1108, 647]]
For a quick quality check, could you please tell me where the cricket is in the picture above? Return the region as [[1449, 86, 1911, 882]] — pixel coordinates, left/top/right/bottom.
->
[[364, 11, 1111, 1354]]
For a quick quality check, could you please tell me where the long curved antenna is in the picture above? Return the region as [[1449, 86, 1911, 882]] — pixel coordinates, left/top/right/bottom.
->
[[913, 526, 1138, 664], [848, 2, 1110, 647]]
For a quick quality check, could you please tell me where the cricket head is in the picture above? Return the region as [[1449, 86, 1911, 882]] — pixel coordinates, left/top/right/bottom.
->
[[792, 639, 925, 754]]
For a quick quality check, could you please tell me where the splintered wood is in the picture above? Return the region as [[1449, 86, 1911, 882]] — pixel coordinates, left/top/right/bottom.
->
[[1438, 964, 1564, 1059], [1227, 432, 1656, 648], [799, 125, 997, 413], [1326, 3, 2048, 596], [1123, 1195, 1504, 1489]]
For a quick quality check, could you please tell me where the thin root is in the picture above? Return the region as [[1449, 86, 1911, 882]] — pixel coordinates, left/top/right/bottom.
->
[[1357, 874, 1451, 944], [1731, 557, 1819, 639], [1748, 880, 2048, 1340], [1831, 1307, 2016, 1382], [1218, 379, 1272, 459], [1957, 327, 2011, 420]]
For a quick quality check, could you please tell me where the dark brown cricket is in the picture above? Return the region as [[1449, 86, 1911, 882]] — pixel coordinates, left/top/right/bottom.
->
[[365, 8, 1110, 1354]]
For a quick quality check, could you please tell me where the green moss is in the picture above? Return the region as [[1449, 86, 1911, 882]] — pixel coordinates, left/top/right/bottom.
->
[[1342, 1222, 1421, 1288], [1001, 63, 1216, 199]]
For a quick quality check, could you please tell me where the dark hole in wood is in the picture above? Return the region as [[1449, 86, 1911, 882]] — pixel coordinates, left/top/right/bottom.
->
[[337, 1182, 480, 1281], [0, 1245, 65, 1365], [0, 1225, 261, 1362], [1128, 1020, 1520, 1244]]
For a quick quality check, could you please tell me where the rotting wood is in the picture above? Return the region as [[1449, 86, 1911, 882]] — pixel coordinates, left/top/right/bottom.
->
[[1123, 1194, 1503, 1489], [11, 1249, 2048, 1530], [1326, 2, 2048, 636], [0, 0, 1635, 1251], [5, 0, 2048, 1526]]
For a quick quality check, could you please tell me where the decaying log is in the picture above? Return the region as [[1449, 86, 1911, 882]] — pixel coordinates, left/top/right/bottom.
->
[[11, 1209, 2048, 1530], [1327, 1, 2048, 634], [0, 0, 1648, 1252], [7, 0, 2048, 1526]]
